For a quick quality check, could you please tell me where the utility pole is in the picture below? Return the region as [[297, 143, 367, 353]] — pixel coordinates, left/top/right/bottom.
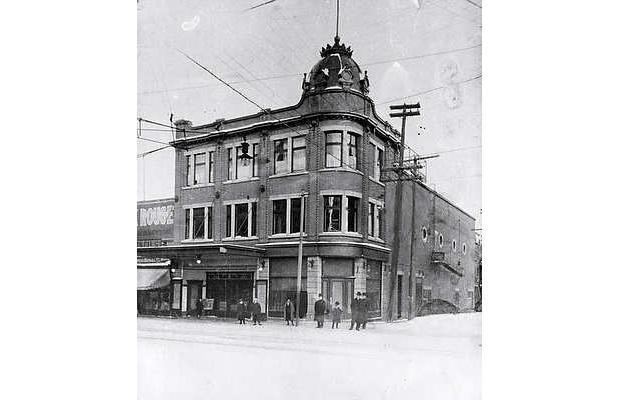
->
[[295, 194, 306, 327], [386, 102, 420, 321]]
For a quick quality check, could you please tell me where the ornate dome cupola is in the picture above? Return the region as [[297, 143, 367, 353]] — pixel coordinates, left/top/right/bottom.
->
[[303, 36, 370, 95]]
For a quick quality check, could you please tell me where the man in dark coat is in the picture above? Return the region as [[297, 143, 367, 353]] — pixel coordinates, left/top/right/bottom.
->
[[361, 292, 369, 329], [284, 298, 295, 326], [195, 298, 204, 319], [314, 294, 327, 328], [350, 292, 361, 330], [236, 299, 246, 324], [251, 298, 262, 326]]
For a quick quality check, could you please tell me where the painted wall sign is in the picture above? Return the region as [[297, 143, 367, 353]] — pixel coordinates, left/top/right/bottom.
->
[[137, 199, 175, 241]]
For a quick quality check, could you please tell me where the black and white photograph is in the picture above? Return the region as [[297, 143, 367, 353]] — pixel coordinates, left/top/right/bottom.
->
[[137, 1, 481, 399], [5, 1, 620, 400]]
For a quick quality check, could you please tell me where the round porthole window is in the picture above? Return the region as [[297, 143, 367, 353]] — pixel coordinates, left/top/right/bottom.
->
[[452, 240, 457, 252], [438, 234, 444, 248], [462, 243, 467, 255], [421, 226, 428, 242]]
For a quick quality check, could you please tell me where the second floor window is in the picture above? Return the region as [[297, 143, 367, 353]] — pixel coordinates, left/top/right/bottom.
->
[[225, 201, 257, 238], [184, 206, 213, 240], [272, 197, 305, 235], [272, 199, 287, 234], [325, 131, 342, 168], [368, 201, 384, 239], [324, 195, 342, 232], [347, 196, 359, 232]]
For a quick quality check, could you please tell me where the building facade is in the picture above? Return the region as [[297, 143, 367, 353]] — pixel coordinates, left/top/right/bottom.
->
[[137, 36, 477, 320]]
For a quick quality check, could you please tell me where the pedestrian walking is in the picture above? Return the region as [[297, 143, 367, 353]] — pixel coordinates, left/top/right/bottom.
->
[[349, 292, 361, 330], [314, 294, 327, 328], [195, 298, 204, 319], [331, 301, 343, 329], [236, 299, 246, 324], [361, 292, 369, 329], [251, 298, 262, 326], [284, 298, 295, 326]]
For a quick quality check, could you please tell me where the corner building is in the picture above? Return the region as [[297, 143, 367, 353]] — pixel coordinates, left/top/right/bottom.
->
[[138, 36, 477, 320]]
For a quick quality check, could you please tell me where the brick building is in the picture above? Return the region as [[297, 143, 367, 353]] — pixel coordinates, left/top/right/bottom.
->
[[137, 36, 477, 320]]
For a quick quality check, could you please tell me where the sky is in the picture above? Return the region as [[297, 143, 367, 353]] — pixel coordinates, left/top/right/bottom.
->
[[137, 0, 481, 221]]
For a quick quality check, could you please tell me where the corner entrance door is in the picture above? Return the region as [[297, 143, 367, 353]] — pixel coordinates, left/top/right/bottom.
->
[[187, 280, 202, 316], [322, 278, 353, 319]]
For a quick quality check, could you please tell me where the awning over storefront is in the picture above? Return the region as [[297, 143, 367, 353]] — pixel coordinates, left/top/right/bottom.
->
[[137, 269, 170, 290]]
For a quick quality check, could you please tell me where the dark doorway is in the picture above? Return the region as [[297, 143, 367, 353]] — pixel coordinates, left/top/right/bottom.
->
[[397, 275, 403, 319], [322, 278, 354, 319], [186, 280, 202, 316], [205, 272, 253, 318]]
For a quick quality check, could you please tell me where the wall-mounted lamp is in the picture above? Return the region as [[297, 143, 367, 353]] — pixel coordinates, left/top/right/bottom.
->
[[308, 259, 314, 269], [195, 255, 202, 264], [170, 268, 176, 273], [239, 136, 253, 167]]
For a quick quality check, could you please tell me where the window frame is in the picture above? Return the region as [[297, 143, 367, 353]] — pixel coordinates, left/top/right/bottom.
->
[[183, 204, 214, 241], [269, 195, 306, 236], [184, 147, 216, 187], [321, 191, 363, 234], [291, 136, 306, 172], [223, 199, 258, 239], [324, 130, 343, 168], [368, 198, 385, 240]]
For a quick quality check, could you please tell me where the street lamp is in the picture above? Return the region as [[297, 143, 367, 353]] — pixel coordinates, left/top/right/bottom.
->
[[239, 136, 253, 167]]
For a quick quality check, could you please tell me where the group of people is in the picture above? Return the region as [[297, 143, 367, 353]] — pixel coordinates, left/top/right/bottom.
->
[[312, 292, 369, 330], [193, 292, 370, 330], [236, 298, 263, 325]]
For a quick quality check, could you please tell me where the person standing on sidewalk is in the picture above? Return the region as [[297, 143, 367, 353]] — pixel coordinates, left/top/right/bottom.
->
[[195, 298, 204, 319], [331, 301, 343, 329], [361, 293, 369, 329], [314, 294, 327, 328], [349, 292, 361, 330], [251, 298, 262, 326], [284, 298, 295, 326], [236, 299, 246, 325]]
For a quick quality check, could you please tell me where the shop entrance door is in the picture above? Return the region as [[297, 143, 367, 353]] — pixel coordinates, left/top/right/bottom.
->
[[205, 272, 253, 318], [186, 281, 202, 316], [322, 278, 353, 319]]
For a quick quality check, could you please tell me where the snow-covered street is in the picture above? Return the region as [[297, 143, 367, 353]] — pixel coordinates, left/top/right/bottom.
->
[[138, 313, 481, 400]]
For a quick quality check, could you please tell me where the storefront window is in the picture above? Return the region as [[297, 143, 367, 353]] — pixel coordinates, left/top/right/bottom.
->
[[268, 277, 307, 318], [366, 261, 382, 318]]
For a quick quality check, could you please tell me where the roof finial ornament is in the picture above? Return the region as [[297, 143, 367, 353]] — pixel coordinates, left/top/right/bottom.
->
[[335, 0, 340, 39]]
